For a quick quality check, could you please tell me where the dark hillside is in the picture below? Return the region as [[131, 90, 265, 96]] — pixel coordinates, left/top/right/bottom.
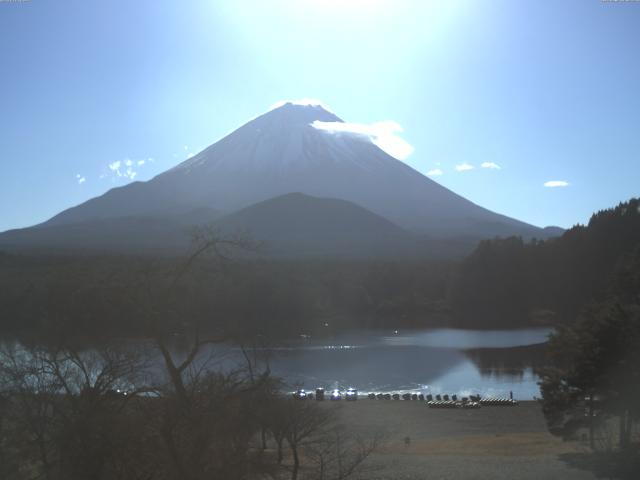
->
[[448, 198, 640, 327]]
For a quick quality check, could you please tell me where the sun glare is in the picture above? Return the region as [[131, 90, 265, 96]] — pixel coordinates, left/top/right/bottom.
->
[[289, 0, 403, 26], [308, 0, 387, 8]]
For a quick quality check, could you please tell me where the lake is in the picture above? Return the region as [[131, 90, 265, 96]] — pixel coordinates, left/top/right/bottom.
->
[[199, 328, 552, 400], [1, 327, 552, 400]]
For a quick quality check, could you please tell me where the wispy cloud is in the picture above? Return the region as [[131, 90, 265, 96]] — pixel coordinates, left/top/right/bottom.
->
[[455, 163, 474, 172], [544, 180, 569, 188], [481, 161, 501, 170], [312, 120, 414, 160], [104, 157, 152, 182], [75, 174, 86, 185], [427, 168, 443, 176]]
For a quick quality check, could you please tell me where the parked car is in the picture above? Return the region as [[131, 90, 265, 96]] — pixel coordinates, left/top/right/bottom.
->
[[330, 389, 342, 401], [345, 388, 358, 401], [293, 389, 307, 400]]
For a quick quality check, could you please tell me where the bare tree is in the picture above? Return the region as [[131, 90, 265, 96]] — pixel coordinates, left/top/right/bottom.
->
[[281, 400, 333, 480], [304, 425, 386, 480], [0, 343, 149, 480], [130, 228, 280, 480]]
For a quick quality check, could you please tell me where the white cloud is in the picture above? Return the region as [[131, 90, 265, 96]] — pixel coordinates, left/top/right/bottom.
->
[[104, 157, 148, 181], [312, 120, 414, 160], [427, 168, 443, 176], [75, 174, 86, 185], [481, 161, 501, 170], [455, 163, 474, 172], [544, 180, 569, 188]]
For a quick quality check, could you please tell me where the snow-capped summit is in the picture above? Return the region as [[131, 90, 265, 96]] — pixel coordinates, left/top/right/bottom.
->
[[173, 101, 345, 174]]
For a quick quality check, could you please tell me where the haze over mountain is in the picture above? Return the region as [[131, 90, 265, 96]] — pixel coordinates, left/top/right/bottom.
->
[[0, 102, 559, 256], [0, 192, 475, 258]]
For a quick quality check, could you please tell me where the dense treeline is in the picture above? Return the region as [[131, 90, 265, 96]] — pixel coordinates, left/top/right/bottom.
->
[[0, 252, 453, 340], [449, 198, 640, 327], [537, 244, 640, 473]]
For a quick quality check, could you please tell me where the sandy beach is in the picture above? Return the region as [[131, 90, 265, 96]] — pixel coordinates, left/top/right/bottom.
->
[[323, 400, 597, 480]]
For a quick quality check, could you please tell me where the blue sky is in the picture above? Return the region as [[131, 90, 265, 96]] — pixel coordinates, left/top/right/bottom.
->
[[1, 0, 639, 232]]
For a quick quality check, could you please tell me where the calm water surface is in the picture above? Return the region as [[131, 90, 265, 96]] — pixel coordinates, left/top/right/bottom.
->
[[204, 328, 552, 400], [3, 328, 552, 400]]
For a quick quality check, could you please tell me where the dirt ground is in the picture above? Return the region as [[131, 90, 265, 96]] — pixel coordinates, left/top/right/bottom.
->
[[322, 400, 598, 480]]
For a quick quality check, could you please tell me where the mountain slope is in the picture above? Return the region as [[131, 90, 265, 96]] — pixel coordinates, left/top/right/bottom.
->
[[38, 102, 551, 240], [214, 192, 418, 257], [0, 209, 221, 254], [0, 193, 427, 258], [0, 193, 480, 258]]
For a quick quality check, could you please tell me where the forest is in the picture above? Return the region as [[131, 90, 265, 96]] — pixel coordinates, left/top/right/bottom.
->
[[449, 198, 640, 327], [1, 198, 639, 339], [0, 253, 452, 341]]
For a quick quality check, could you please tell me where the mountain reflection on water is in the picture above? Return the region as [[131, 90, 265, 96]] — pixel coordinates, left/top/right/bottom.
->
[[199, 328, 552, 400]]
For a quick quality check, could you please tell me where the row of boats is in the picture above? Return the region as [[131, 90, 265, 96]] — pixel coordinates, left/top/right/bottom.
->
[[427, 398, 518, 408], [292, 389, 518, 407]]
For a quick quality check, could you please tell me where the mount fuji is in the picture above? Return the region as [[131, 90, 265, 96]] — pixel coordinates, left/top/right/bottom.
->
[[0, 102, 559, 257]]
